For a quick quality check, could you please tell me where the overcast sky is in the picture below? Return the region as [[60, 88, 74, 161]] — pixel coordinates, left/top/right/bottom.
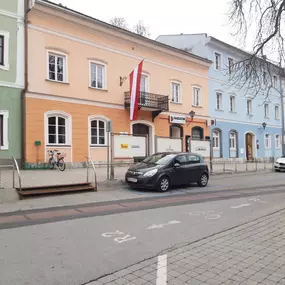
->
[[51, 0, 242, 47]]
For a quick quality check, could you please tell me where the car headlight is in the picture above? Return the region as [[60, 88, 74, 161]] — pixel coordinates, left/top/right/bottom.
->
[[143, 169, 158, 177]]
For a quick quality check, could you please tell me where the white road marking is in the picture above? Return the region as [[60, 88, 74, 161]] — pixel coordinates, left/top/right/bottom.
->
[[189, 211, 222, 220], [147, 220, 181, 230], [114, 235, 136, 244], [102, 231, 136, 244], [249, 197, 266, 203], [230, 203, 251, 209], [156, 254, 167, 285]]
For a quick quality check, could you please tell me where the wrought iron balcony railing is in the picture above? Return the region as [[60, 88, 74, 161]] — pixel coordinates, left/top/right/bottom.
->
[[124, 91, 169, 111]]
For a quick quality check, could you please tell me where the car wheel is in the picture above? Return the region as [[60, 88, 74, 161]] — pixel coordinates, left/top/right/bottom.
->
[[275, 169, 281, 172], [157, 176, 170, 192], [197, 173, 208, 187]]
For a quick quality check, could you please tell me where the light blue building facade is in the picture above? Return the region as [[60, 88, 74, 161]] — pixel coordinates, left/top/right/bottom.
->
[[157, 34, 283, 160]]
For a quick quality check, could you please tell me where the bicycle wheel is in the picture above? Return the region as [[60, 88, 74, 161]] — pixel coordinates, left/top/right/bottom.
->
[[48, 158, 55, 170], [58, 158, 66, 171]]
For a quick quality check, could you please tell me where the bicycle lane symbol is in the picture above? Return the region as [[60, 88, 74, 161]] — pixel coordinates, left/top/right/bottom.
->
[[189, 210, 222, 220]]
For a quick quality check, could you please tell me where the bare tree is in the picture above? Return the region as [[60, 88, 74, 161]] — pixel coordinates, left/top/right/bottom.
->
[[109, 17, 129, 30], [227, 0, 285, 100], [133, 20, 150, 37]]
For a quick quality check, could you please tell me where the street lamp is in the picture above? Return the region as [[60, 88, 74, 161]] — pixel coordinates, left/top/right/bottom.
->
[[189, 110, 195, 120], [262, 122, 267, 130]]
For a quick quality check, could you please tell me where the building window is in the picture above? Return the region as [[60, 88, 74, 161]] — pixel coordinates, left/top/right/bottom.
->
[[273, 75, 278, 88], [90, 119, 106, 145], [47, 116, 67, 144], [229, 132, 236, 149], [246, 99, 252, 115], [0, 35, 4, 66], [90, 62, 106, 89], [214, 52, 221, 70], [192, 87, 201, 107], [212, 130, 220, 148], [171, 82, 181, 103], [0, 31, 9, 70], [0, 114, 3, 147], [264, 134, 271, 148], [192, 127, 204, 140], [275, 105, 280, 120], [140, 74, 148, 92], [48, 52, 67, 82], [228, 57, 234, 74], [229, 95, 236, 112], [216, 92, 223, 110], [0, 111, 8, 150], [264, 103, 269, 118], [170, 125, 183, 138], [275, 134, 281, 148]]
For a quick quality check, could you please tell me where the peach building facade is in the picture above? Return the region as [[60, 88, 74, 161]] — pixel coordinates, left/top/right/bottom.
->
[[24, 0, 211, 166]]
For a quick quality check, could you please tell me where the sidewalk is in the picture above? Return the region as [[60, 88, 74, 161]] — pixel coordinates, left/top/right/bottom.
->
[[91, 208, 285, 285], [0, 162, 275, 189]]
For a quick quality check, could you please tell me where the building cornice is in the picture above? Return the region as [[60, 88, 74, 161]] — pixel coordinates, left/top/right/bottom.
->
[[33, 1, 212, 67]]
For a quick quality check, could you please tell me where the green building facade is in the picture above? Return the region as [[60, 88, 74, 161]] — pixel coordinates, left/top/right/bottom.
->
[[0, 0, 24, 165]]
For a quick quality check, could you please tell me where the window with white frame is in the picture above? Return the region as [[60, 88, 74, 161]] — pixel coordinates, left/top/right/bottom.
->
[[192, 87, 201, 107], [275, 105, 280, 120], [229, 95, 236, 112], [246, 99, 252, 115], [0, 31, 9, 69], [90, 119, 106, 145], [47, 115, 69, 145], [48, 52, 67, 82], [229, 132, 236, 149], [264, 134, 271, 148], [140, 74, 148, 92], [171, 82, 181, 103], [264, 103, 269, 118], [275, 134, 281, 148], [90, 62, 105, 89], [0, 111, 9, 150], [273, 75, 278, 88], [216, 92, 223, 110], [212, 130, 220, 148], [214, 52, 221, 70], [228, 57, 234, 74]]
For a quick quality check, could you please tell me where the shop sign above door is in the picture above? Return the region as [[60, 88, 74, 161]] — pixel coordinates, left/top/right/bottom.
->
[[169, 115, 186, 125]]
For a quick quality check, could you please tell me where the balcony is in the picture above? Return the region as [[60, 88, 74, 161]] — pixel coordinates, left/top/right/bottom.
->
[[124, 91, 169, 112]]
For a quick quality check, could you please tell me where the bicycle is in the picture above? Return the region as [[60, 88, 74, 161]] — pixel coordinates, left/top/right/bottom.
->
[[47, 150, 66, 171]]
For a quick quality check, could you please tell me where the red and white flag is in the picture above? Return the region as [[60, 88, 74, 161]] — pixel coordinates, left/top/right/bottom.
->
[[129, 59, 144, 121]]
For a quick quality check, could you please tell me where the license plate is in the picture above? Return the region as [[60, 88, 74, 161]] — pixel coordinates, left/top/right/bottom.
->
[[127, 177, 137, 183]]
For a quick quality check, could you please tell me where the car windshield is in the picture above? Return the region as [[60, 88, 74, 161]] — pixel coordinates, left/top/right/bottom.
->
[[143, 153, 176, 165]]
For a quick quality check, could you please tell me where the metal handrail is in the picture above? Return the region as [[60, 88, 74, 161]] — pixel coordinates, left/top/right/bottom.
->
[[11, 156, 22, 193], [86, 157, 97, 190]]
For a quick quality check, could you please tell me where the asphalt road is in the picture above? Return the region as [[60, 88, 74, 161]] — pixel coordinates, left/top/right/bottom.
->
[[1, 187, 285, 285]]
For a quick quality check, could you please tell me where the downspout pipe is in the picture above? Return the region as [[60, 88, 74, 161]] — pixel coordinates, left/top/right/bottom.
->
[[21, 0, 31, 169], [280, 71, 285, 156]]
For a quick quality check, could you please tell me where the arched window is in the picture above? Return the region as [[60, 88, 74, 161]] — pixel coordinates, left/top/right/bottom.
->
[[90, 119, 107, 145], [170, 124, 183, 138], [46, 111, 71, 145], [212, 130, 220, 148], [229, 131, 237, 149], [192, 127, 204, 140]]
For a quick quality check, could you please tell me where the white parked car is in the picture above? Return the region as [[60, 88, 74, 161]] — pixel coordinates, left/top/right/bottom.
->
[[274, 156, 285, 172]]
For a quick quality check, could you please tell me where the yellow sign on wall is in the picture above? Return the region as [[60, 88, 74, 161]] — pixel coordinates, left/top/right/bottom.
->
[[120, 144, 129, 149]]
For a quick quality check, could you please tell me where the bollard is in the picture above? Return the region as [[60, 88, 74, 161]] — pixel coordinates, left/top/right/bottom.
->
[[264, 159, 266, 170], [246, 161, 248, 171], [255, 160, 258, 171], [235, 161, 237, 173], [223, 162, 226, 173]]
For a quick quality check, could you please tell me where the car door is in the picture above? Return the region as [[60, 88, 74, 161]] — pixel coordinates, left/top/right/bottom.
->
[[185, 154, 202, 183], [171, 154, 188, 186]]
